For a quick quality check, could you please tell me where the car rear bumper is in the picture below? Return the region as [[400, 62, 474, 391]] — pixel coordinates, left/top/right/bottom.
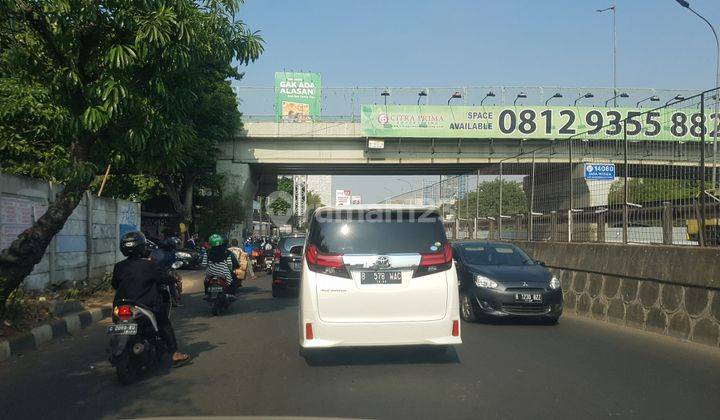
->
[[299, 317, 462, 349], [272, 269, 301, 290], [468, 287, 563, 317]]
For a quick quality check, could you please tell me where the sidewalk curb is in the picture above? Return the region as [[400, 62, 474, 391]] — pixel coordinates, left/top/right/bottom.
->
[[0, 305, 112, 362]]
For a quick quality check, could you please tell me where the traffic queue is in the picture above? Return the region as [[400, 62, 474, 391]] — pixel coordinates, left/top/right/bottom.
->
[[107, 204, 562, 383]]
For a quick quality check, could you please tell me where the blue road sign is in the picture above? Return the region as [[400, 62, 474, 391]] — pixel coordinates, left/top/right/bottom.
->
[[584, 163, 615, 180]]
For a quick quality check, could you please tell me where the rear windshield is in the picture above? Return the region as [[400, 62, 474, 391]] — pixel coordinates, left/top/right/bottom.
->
[[281, 236, 305, 252], [308, 209, 446, 254], [459, 244, 533, 266]]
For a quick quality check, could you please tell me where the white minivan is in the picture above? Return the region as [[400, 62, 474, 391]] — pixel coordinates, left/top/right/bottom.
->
[[298, 205, 461, 357]]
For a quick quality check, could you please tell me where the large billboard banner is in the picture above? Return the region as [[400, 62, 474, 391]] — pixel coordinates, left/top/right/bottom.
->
[[361, 105, 718, 141], [275, 72, 321, 122]]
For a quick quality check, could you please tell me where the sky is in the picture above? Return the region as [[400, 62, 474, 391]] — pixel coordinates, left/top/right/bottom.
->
[[235, 0, 720, 203]]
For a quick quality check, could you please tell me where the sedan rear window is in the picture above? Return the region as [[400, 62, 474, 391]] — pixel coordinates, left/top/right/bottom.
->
[[460, 244, 533, 266], [308, 209, 446, 254], [281, 236, 305, 252]]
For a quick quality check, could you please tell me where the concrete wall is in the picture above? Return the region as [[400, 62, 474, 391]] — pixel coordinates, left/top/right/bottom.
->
[[511, 241, 720, 347], [0, 172, 140, 291]]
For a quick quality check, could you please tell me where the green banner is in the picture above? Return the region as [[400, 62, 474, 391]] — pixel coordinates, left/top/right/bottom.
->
[[275, 72, 321, 122], [361, 105, 718, 141]]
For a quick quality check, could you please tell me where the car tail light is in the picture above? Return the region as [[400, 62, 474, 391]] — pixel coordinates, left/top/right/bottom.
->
[[306, 244, 350, 278], [452, 320, 460, 337], [414, 242, 453, 277], [116, 305, 133, 321], [305, 322, 314, 340], [274, 248, 281, 262]]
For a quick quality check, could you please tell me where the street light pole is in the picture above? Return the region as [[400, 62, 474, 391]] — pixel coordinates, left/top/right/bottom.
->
[[675, 0, 720, 188], [597, 5, 617, 106]]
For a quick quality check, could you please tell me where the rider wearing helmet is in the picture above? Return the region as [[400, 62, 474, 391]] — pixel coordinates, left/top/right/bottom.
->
[[205, 233, 240, 293], [112, 231, 191, 367]]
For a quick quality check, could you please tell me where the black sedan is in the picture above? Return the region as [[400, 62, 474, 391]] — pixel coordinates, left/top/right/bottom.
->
[[271, 234, 306, 297], [453, 241, 562, 324]]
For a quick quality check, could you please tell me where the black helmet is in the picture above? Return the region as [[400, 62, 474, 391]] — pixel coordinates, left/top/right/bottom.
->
[[120, 231, 147, 257]]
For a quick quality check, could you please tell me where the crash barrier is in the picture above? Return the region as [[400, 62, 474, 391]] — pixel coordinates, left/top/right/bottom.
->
[[0, 172, 141, 290], [511, 240, 720, 348]]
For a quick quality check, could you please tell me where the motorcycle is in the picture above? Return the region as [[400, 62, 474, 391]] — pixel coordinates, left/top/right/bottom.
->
[[263, 247, 274, 274], [204, 276, 236, 316], [107, 261, 182, 385], [252, 248, 264, 271]]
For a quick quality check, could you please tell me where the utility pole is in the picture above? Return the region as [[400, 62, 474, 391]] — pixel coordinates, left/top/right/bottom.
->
[[597, 5, 617, 106]]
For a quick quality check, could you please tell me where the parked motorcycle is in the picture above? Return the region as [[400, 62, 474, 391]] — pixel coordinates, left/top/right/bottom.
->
[[204, 276, 236, 316], [107, 261, 181, 385]]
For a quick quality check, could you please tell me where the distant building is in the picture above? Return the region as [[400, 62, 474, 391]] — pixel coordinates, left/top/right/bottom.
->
[[306, 175, 332, 206]]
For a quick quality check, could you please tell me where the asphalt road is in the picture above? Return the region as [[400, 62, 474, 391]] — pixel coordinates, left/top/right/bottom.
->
[[1, 270, 720, 420]]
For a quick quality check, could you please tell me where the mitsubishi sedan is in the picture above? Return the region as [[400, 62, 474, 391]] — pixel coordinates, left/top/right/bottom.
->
[[453, 241, 562, 324]]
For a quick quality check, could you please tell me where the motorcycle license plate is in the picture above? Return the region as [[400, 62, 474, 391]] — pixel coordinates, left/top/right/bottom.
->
[[107, 323, 137, 335], [208, 286, 224, 293]]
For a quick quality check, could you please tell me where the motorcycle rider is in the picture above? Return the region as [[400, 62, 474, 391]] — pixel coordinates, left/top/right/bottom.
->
[[228, 238, 255, 284], [112, 231, 191, 367], [205, 234, 241, 294], [150, 237, 181, 307]]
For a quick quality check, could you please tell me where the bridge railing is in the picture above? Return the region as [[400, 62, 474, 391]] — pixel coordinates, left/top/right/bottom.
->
[[234, 86, 702, 121], [382, 87, 720, 247]]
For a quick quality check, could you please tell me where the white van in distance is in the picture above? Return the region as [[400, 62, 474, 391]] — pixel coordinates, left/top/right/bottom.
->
[[298, 205, 461, 357]]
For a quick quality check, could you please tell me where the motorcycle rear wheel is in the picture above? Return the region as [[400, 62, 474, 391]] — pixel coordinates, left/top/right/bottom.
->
[[116, 351, 138, 385], [212, 298, 223, 316]]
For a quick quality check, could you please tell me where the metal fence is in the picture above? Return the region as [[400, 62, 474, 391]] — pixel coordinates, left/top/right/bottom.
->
[[381, 88, 720, 247], [234, 85, 701, 122]]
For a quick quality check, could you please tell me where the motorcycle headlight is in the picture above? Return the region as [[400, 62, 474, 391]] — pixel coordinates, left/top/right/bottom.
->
[[549, 276, 560, 290], [176, 252, 191, 258], [475, 275, 498, 289]]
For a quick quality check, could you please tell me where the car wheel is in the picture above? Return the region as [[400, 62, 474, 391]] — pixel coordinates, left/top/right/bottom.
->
[[272, 287, 281, 298], [460, 293, 478, 323]]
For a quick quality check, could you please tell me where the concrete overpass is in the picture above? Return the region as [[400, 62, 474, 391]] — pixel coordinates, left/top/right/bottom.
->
[[219, 85, 717, 233], [218, 120, 712, 234]]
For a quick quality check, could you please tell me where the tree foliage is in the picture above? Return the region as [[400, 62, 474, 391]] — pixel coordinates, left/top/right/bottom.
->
[[0, 0, 263, 314], [608, 178, 698, 205], [451, 179, 528, 217]]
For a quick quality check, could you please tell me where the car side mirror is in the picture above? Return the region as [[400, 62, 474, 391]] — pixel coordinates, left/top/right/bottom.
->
[[290, 245, 304, 255], [535, 260, 546, 266]]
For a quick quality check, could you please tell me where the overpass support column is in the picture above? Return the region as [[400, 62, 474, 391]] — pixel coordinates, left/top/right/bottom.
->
[[526, 164, 613, 242], [215, 160, 258, 238]]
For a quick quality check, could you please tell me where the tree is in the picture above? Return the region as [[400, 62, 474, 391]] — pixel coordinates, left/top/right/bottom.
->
[[452, 179, 527, 217], [151, 74, 245, 226], [0, 0, 263, 314], [608, 178, 698, 205], [268, 177, 293, 215]]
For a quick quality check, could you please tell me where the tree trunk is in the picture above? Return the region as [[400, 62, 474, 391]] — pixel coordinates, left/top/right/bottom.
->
[[181, 178, 195, 223], [159, 175, 183, 218], [0, 177, 91, 314], [159, 174, 195, 224]]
